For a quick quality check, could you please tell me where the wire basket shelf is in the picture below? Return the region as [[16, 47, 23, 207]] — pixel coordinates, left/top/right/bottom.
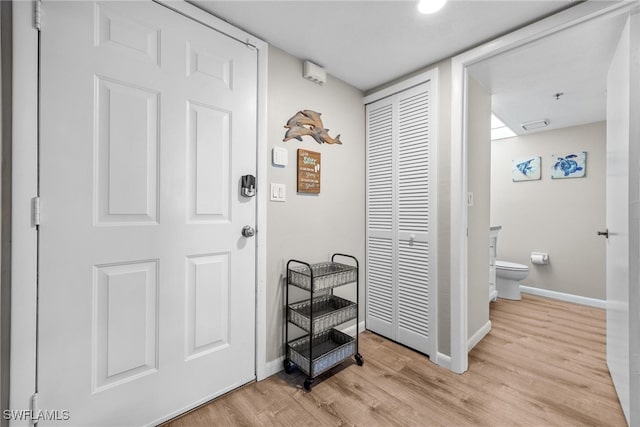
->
[[288, 295, 356, 333], [287, 328, 356, 377], [288, 262, 357, 292]]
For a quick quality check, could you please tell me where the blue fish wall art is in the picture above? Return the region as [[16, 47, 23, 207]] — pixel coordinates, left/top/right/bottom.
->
[[512, 156, 541, 181]]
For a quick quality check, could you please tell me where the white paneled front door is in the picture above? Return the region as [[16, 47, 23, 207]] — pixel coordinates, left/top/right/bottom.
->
[[38, 2, 257, 425]]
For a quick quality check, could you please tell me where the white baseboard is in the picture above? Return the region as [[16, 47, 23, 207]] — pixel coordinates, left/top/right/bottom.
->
[[339, 320, 366, 337], [264, 356, 285, 378], [436, 352, 451, 369], [467, 320, 491, 352], [520, 285, 606, 309], [262, 321, 366, 379]]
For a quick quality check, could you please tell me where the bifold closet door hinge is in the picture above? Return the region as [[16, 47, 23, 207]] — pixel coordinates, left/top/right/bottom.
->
[[34, 0, 42, 31], [30, 393, 39, 421], [32, 196, 41, 227]]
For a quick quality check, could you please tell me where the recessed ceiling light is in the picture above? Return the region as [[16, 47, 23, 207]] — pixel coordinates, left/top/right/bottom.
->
[[417, 0, 448, 14], [521, 119, 549, 131]]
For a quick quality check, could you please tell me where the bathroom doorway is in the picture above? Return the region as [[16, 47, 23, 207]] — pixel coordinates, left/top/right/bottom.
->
[[449, 1, 640, 423], [469, 6, 614, 304]]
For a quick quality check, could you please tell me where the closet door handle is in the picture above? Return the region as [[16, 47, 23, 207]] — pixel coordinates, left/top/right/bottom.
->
[[597, 229, 609, 239]]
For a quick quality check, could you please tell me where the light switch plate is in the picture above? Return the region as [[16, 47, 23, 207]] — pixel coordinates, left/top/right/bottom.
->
[[271, 183, 286, 202], [272, 147, 288, 167]]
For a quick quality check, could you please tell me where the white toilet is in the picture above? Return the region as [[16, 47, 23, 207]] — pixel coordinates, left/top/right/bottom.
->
[[495, 260, 529, 300]]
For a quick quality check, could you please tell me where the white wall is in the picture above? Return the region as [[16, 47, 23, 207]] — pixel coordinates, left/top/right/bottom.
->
[[467, 77, 491, 341], [490, 122, 606, 300], [266, 47, 365, 363]]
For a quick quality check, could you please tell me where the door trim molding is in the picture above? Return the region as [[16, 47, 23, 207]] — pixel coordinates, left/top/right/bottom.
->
[[9, 1, 269, 418], [450, 0, 640, 374], [10, 2, 39, 420]]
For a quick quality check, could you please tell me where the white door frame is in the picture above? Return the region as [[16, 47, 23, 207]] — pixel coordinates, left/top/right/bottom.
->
[[449, 0, 640, 374], [9, 1, 268, 421]]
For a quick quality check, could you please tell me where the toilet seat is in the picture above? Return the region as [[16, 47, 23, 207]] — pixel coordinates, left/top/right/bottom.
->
[[496, 260, 528, 271]]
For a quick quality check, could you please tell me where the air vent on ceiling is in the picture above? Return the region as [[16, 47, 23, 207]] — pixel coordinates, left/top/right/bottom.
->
[[521, 119, 549, 131]]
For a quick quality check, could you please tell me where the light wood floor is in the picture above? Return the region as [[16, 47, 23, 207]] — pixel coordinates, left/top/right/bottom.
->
[[163, 295, 626, 426]]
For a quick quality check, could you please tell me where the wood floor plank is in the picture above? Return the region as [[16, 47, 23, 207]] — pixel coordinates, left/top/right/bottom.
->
[[162, 294, 626, 426]]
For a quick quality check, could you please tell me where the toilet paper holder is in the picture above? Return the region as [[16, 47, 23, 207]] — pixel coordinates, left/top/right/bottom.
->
[[531, 252, 549, 265]]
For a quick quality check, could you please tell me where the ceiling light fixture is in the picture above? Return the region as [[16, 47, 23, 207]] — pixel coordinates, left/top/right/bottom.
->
[[417, 0, 448, 14]]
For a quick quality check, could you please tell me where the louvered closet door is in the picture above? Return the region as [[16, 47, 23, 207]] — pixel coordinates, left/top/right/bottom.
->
[[395, 84, 434, 354], [366, 99, 395, 338], [366, 80, 436, 356]]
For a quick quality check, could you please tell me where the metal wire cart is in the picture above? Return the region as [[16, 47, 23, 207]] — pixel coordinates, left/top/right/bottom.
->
[[284, 253, 364, 390]]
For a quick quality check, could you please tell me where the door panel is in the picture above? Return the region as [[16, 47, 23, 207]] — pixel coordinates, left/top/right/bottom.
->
[[187, 103, 231, 222], [606, 13, 640, 426], [366, 100, 395, 337], [38, 2, 257, 425], [96, 76, 159, 224], [94, 260, 159, 392], [396, 240, 431, 353], [396, 87, 433, 354]]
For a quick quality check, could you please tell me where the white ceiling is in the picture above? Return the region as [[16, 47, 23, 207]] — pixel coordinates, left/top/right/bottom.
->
[[469, 10, 626, 136], [190, 0, 625, 133]]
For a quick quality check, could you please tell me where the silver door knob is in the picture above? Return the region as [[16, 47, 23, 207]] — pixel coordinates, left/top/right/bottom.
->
[[242, 226, 256, 238]]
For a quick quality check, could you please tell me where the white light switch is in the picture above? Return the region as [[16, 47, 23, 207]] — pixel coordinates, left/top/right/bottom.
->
[[271, 183, 286, 202]]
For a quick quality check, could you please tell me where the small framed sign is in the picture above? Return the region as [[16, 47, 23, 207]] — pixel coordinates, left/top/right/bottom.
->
[[297, 149, 321, 193]]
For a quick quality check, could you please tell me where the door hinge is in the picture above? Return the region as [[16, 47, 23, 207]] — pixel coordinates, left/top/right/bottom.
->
[[31, 196, 41, 227], [34, 0, 42, 31], [30, 393, 39, 421]]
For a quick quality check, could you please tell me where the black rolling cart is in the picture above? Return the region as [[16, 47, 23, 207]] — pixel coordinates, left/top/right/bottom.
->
[[283, 253, 363, 390]]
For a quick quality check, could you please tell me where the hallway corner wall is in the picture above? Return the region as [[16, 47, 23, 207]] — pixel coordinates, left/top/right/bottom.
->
[[467, 77, 492, 343], [266, 47, 366, 363]]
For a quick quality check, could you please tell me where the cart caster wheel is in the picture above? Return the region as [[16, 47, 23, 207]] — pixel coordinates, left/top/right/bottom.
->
[[303, 378, 314, 391], [283, 359, 294, 374], [355, 353, 364, 366]]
